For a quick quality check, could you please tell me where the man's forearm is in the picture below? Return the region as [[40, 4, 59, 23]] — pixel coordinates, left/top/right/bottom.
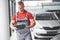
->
[[10, 20, 16, 30], [29, 22, 35, 28], [29, 19, 36, 28]]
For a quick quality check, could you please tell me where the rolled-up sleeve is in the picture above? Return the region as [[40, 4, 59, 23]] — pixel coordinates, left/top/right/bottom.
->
[[11, 14, 16, 21], [28, 12, 34, 19]]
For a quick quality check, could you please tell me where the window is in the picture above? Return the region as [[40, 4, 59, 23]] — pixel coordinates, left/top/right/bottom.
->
[[53, 0, 60, 2], [23, 0, 52, 7], [23, 0, 47, 1], [24, 1, 39, 7]]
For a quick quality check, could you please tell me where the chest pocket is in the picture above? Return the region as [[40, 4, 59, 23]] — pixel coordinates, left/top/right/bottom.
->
[[14, 12, 28, 29]]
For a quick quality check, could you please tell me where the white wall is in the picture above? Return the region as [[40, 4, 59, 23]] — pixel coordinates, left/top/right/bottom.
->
[[0, 0, 9, 40]]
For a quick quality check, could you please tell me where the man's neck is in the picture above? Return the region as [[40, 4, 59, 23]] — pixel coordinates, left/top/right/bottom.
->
[[19, 10, 24, 13]]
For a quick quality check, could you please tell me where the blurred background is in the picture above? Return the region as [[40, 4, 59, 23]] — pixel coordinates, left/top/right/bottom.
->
[[0, 0, 60, 40]]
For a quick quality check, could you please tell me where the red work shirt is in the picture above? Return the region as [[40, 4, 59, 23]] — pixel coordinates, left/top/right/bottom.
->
[[12, 10, 34, 25]]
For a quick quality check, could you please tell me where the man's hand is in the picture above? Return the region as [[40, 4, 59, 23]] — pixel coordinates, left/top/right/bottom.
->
[[10, 20, 16, 30]]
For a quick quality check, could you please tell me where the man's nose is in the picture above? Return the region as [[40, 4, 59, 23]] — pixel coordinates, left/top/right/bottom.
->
[[20, 7, 22, 9]]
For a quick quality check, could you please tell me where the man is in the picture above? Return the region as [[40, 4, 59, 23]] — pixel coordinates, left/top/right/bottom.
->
[[10, 1, 35, 40]]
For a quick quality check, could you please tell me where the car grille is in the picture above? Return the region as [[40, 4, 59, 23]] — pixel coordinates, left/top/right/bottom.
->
[[34, 26, 60, 40], [43, 26, 60, 30]]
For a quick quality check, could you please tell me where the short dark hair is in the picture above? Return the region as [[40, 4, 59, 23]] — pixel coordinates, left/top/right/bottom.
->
[[18, 1, 24, 6]]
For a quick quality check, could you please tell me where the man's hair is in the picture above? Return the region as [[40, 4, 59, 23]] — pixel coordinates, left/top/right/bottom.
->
[[18, 1, 24, 6]]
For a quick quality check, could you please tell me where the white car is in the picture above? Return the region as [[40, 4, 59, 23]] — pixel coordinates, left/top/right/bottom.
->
[[32, 12, 60, 40]]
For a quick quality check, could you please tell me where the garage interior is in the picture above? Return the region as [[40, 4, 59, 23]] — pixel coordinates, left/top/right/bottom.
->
[[0, 0, 60, 40]]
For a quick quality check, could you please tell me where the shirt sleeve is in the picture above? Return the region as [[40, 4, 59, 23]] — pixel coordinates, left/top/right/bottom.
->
[[28, 12, 34, 19], [11, 13, 16, 21]]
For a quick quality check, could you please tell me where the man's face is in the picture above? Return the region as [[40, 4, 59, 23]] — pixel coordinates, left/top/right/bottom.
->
[[18, 4, 24, 11]]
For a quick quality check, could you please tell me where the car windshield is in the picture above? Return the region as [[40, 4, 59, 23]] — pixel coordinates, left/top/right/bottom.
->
[[36, 13, 57, 20]]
